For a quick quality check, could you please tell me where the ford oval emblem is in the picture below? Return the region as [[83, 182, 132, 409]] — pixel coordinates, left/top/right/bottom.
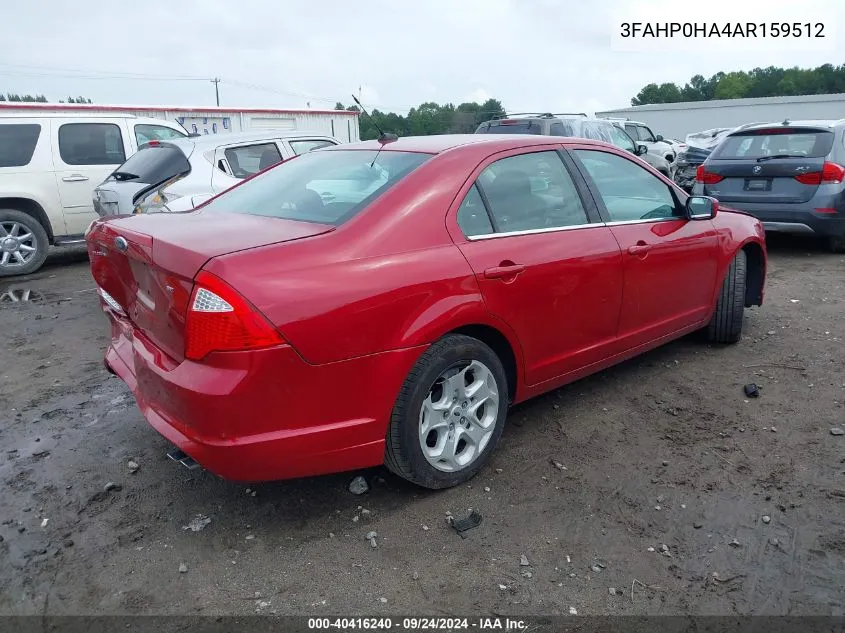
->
[[114, 236, 128, 252]]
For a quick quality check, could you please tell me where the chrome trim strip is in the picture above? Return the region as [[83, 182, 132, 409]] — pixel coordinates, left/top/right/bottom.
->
[[464, 216, 689, 241], [466, 223, 598, 241]]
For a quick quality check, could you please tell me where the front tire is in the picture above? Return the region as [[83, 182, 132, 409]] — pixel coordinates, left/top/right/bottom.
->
[[0, 209, 50, 277], [385, 334, 508, 489], [706, 249, 747, 344]]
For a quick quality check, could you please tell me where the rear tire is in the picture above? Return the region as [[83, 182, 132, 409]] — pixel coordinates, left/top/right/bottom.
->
[[827, 233, 845, 254], [706, 250, 747, 344], [0, 209, 50, 277], [384, 334, 508, 490]]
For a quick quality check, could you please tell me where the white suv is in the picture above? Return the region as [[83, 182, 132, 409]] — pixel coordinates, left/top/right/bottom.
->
[[0, 112, 187, 276], [603, 118, 676, 162]]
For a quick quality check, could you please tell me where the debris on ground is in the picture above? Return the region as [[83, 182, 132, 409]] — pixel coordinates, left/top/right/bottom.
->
[[366, 531, 378, 548], [449, 509, 482, 537], [729, 539, 742, 548], [40, 518, 48, 528], [830, 427, 844, 436], [498, 584, 508, 591], [127, 460, 139, 474], [182, 514, 212, 532], [762, 515, 771, 524], [550, 458, 567, 471], [348, 476, 369, 495], [178, 563, 188, 573], [103, 482, 121, 492], [609, 587, 617, 596], [569, 607, 578, 615], [744, 384, 760, 398], [520, 554, 530, 567]]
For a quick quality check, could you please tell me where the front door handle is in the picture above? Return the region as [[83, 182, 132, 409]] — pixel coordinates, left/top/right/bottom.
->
[[484, 263, 526, 279], [62, 174, 89, 182], [628, 241, 650, 257]]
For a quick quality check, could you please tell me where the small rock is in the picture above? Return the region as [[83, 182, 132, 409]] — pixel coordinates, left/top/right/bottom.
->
[[569, 607, 578, 615], [729, 539, 742, 548], [569, 573, 576, 578], [348, 476, 369, 495], [379, 597, 387, 604], [178, 563, 188, 573], [104, 482, 121, 492], [498, 584, 508, 591], [657, 495, 665, 503], [694, 522, 703, 529], [647, 547, 655, 552], [770, 426, 777, 432], [660, 544, 669, 554], [366, 531, 378, 548], [654, 505, 661, 511], [361, 509, 371, 515], [250, 491, 257, 497], [127, 460, 139, 474], [521, 570, 533, 579], [484, 487, 491, 493], [182, 514, 211, 532], [609, 587, 617, 596], [769, 538, 779, 546], [830, 428, 845, 436], [662, 460, 669, 467], [422, 525, 429, 531], [681, 504, 687, 509], [329, 532, 335, 538], [245, 535, 255, 540], [762, 515, 771, 524], [495, 468, 503, 474], [520, 554, 530, 566], [412, 572, 419, 580], [551, 460, 567, 471], [40, 518, 49, 528], [63, 538, 74, 548], [352, 515, 360, 523], [553, 404, 560, 410], [591, 565, 601, 573], [767, 330, 776, 336]]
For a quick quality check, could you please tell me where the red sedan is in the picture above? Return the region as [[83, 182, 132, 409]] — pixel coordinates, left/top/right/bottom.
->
[[86, 134, 766, 489]]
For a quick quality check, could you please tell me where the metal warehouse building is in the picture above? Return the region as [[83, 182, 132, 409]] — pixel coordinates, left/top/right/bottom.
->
[[597, 93, 845, 140], [0, 102, 361, 142]]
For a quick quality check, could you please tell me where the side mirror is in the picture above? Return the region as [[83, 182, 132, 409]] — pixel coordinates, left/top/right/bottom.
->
[[635, 144, 649, 156], [686, 195, 718, 220], [655, 134, 664, 142]]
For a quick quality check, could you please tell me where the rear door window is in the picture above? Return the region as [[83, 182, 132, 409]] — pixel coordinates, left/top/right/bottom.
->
[[713, 130, 834, 159], [0, 123, 41, 167], [636, 126, 655, 142], [289, 139, 336, 155], [224, 143, 282, 177], [134, 124, 187, 146], [475, 151, 589, 234], [58, 123, 126, 165]]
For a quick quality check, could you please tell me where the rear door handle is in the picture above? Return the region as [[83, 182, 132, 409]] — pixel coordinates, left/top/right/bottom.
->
[[628, 242, 650, 257], [484, 264, 526, 279], [62, 174, 89, 182]]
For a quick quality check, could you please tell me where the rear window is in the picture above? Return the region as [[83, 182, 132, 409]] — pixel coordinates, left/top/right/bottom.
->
[[0, 123, 41, 167], [477, 121, 543, 135], [713, 129, 835, 159], [110, 145, 190, 185], [201, 149, 430, 226]]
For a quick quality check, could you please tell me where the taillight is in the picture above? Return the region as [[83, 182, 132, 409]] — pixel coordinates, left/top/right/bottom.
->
[[695, 165, 724, 184], [794, 162, 845, 185], [184, 271, 284, 361]]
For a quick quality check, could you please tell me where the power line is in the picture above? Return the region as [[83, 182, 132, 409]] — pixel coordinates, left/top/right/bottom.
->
[[0, 62, 209, 81]]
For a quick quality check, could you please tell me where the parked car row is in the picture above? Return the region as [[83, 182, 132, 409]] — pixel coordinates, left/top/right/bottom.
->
[[0, 110, 343, 276]]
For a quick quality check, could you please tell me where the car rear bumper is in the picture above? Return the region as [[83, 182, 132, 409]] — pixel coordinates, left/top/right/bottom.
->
[[712, 201, 845, 237], [102, 309, 425, 482]]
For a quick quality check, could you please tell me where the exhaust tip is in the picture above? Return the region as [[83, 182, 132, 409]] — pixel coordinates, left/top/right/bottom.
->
[[166, 448, 201, 470]]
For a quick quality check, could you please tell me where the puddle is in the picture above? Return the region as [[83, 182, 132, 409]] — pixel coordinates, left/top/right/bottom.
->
[[0, 285, 46, 304]]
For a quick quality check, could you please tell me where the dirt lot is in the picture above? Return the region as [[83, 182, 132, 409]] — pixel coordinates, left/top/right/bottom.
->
[[0, 237, 844, 617]]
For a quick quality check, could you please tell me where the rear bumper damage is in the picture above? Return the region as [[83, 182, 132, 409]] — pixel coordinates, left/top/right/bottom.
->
[[102, 309, 424, 482]]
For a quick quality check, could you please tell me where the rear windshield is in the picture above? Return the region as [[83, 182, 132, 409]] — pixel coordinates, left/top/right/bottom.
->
[[110, 145, 191, 185], [477, 121, 543, 135], [0, 123, 41, 167], [713, 129, 835, 159], [201, 149, 430, 225]]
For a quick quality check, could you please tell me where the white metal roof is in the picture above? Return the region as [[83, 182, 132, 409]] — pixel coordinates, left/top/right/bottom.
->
[[598, 92, 845, 114]]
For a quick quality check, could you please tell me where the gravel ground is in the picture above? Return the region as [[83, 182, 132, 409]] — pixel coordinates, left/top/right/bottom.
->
[[0, 236, 843, 617]]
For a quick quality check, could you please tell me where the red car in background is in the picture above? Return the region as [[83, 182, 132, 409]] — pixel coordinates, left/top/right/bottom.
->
[[86, 134, 766, 490]]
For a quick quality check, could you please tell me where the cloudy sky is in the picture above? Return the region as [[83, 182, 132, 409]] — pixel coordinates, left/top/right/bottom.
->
[[1, 0, 842, 115]]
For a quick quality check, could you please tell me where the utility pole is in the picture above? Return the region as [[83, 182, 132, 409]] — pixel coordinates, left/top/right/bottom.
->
[[210, 77, 221, 106]]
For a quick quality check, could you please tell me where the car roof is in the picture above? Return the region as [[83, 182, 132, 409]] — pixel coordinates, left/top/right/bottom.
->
[[322, 134, 612, 154], [165, 130, 336, 150], [736, 119, 845, 132]]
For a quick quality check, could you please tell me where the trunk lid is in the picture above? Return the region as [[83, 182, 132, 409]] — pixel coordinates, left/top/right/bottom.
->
[[88, 211, 334, 362], [700, 126, 834, 205]]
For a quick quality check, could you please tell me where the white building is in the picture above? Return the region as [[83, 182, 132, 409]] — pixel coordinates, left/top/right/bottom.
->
[[0, 102, 361, 142], [597, 93, 845, 140]]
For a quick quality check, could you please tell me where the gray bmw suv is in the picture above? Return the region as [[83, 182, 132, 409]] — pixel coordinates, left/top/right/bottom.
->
[[693, 120, 845, 252]]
